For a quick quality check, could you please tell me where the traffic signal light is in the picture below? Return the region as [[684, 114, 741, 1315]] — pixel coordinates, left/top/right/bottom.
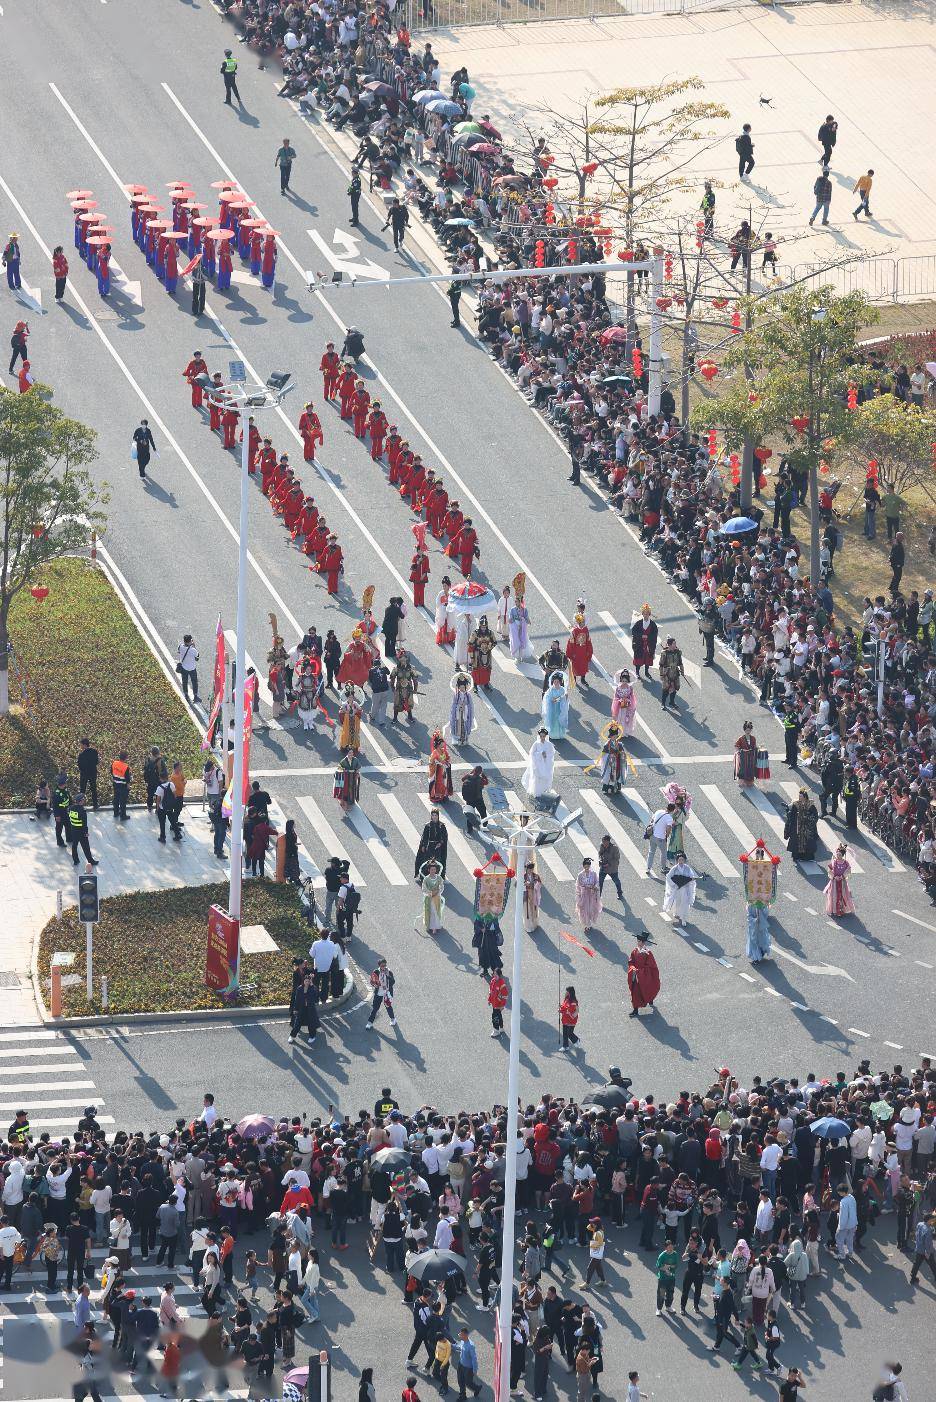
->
[[78, 873, 99, 924]]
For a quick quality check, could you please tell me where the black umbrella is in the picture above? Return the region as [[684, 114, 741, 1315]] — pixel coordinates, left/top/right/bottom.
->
[[370, 1147, 413, 1177], [582, 1081, 633, 1111], [406, 1249, 466, 1282]]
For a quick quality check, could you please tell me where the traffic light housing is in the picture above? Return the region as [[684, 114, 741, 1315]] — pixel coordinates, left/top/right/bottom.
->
[[78, 873, 99, 924]]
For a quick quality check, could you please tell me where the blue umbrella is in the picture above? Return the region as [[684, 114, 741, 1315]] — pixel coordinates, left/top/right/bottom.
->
[[719, 516, 758, 536], [810, 1115, 851, 1139]]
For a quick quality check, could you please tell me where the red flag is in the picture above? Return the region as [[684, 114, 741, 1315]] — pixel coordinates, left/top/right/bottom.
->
[[560, 929, 595, 957], [180, 251, 202, 278]]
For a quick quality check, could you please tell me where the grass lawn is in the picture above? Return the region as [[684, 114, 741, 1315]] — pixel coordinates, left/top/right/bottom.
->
[[0, 558, 204, 807], [37, 879, 312, 1016]]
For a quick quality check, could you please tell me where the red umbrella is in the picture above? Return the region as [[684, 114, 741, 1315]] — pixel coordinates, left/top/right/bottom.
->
[[239, 219, 269, 231], [465, 143, 500, 157], [193, 216, 221, 228], [122, 184, 148, 195], [161, 230, 189, 240], [183, 201, 208, 211], [79, 212, 103, 224], [205, 228, 235, 241], [211, 179, 241, 190], [131, 194, 153, 205], [599, 326, 628, 345], [86, 236, 112, 247], [66, 188, 94, 200], [166, 181, 193, 189], [71, 200, 98, 211], [478, 120, 502, 140]]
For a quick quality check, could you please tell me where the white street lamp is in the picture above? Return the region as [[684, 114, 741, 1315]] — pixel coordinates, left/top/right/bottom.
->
[[479, 803, 571, 1402], [197, 367, 294, 984]]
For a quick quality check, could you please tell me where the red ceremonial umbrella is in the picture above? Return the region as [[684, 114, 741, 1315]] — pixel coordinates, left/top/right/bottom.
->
[[166, 180, 193, 189], [261, 229, 281, 238], [161, 230, 188, 240], [131, 194, 153, 205], [71, 200, 98, 211], [239, 219, 269, 232], [193, 216, 221, 228], [79, 212, 104, 224], [211, 179, 241, 190], [138, 204, 165, 214], [205, 228, 235, 241], [122, 184, 148, 195], [183, 201, 208, 212], [66, 188, 94, 200], [86, 236, 112, 247]]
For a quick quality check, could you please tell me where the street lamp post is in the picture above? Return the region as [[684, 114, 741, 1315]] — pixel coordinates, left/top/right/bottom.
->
[[196, 368, 294, 982], [479, 804, 571, 1402], [807, 308, 827, 584]]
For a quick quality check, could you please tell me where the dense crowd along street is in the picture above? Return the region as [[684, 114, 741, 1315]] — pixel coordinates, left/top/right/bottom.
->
[[1, 0, 935, 1399]]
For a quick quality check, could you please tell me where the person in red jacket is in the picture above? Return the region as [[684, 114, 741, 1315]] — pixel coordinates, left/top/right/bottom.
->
[[385, 428, 402, 474], [418, 468, 437, 517], [298, 402, 323, 462], [351, 381, 370, 438], [320, 343, 340, 399], [401, 456, 425, 508], [442, 500, 463, 543], [221, 402, 239, 450], [272, 470, 296, 515], [183, 351, 208, 408], [280, 1182, 314, 1214], [426, 483, 449, 539], [337, 364, 357, 419], [267, 453, 290, 501], [448, 518, 478, 578], [52, 246, 69, 301], [628, 932, 661, 1017], [17, 360, 34, 394], [559, 985, 580, 1049], [304, 518, 329, 561], [410, 544, 430, 609], [207, 373, 225, 432], [258, 440, 277, 493], [390, 444, 411, 488], [242, 416, 260, 473], [317, 536, 343, 594], [283, 485, 305, 533], [367, 401, 388, 460], [488, 971, 509, 1037], [294, 496, 319, 541]]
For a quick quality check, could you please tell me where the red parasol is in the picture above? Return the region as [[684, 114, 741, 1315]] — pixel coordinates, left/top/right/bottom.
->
[[193, 216, 221, 228], [261, 229, 281, 238], [211, 180, 241, 190], [131, 194, 153, 205], [160, 230, 189, 240], [123, 184, 148, 195], [79, 212, 103, 223], [239, 218, 269, 231], [205, 228, 235, 241], [166, 181, 193, 189], [71, 200, 98, 211], [183, 201, 208, 211], [86, 236, 112, 247], [66, 188, 94, 200]]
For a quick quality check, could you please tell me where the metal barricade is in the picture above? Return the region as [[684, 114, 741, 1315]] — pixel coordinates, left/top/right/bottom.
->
[[896, 254, 936, 302]]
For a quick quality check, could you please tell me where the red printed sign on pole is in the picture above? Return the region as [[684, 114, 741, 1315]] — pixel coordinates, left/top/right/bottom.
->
[[205, 903, 239, 997], [202, 615, 226, 751]]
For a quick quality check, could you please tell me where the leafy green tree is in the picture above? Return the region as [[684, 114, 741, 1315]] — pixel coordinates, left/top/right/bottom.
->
[[692, 286, 877, 579], [0, 385, 105, 714], [839, 393, 936, 502]]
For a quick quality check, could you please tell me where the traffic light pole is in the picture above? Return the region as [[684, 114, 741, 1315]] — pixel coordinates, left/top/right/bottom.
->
[[86, 920, 93, 1001]]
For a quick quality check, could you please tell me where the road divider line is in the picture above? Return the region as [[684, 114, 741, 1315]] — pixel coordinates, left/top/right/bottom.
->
[[893, 909, 936, 935], [295, 795, 365, 886]]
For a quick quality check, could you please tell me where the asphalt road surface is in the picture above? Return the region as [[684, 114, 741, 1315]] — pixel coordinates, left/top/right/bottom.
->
[[1, 2, 933, 1398]]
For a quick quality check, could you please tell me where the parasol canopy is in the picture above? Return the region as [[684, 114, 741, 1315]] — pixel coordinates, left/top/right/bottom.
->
[[447, 580, 497, 616]]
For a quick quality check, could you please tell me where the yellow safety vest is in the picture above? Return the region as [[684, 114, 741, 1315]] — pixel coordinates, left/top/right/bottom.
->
[[222, 56, 237, 74]]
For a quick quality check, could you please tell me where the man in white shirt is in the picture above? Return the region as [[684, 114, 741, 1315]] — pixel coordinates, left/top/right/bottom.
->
[[433, 1213, 455, 1251], [0, 1216, 24, 1290], [1, 1159, 25, 1223], [310, 933, 339, 1004], [387, 1113, 408, 1149], [759, 1139, 783, 1196], [754, 1190, 774, 1243], [198, 1094, 218, 1130], [45, 1160, 72, 1203], [646, 805, 674, 877]]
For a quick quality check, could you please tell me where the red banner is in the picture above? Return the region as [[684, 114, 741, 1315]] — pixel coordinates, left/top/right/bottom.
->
[[202, 616, 226, 751], [222, 674, 257, 817], [560, 929, 595, 957], [205, 903, 239, 995]]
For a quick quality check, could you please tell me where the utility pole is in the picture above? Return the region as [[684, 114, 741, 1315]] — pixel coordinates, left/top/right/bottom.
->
[[740, 206, 755, 512], [807, 309, 827, 583]]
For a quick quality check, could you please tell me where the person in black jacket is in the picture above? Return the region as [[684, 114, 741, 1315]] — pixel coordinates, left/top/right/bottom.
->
[[817, 114, 838, 167], [53, 772, 71, 847], [77, 738, 99, 809], [890, 532, 905, 595], [288, 973, 320, 1046], [820, 752, 844, 818], [736, 124, 754, 178], [132, 420, 156, 479]]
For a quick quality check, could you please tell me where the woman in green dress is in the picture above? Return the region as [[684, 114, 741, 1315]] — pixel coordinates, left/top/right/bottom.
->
[[417, 859, 445, 934]]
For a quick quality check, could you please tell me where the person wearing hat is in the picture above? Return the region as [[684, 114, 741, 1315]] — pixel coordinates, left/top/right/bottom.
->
[[3, 232, 22, 290], [522, 726, 555, 804], [583, 1217, 606, 1286], [52, 771, 71, 848], [220, 49, 241, 106], [627, 933, 660, 1018]]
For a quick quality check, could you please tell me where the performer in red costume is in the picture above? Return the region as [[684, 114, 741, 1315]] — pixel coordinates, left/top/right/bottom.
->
[[320, 343, 340, 400], [258, 440, 277, 494], [294, 497, 319, 541], [565, 610, 594, 687], [298, 402, 323, 462], [442, 499, 464, 544], [221, 401, 239, 450], [385, 428, 402, 474], [426, 482, 449, 539], [317, 536, 344, 595], [242, 416, 260, 473], [283, 484, 305, 534], [410, 523, 431, 608], [627, 933, 661, 1017], [207, 374, 225, 433], [337, 364, 357, 420], [367, 401, 388, 460], [351, 381, 371, 439], [303, 517, 329, 561], [183, 351, 208, 408], [447, 517, 478, 579]]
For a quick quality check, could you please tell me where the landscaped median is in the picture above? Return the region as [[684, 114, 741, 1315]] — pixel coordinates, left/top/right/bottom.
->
[[0, 557, 204, 807], [37, 879, 319, 1017]]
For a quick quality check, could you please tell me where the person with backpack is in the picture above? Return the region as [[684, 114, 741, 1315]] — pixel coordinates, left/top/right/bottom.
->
[[155, 772, 182, 843]]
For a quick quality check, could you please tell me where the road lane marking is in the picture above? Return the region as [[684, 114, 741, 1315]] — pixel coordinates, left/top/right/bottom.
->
[[773, 949, 855, 980], [295, 795, 365, 885], [738, 972, 756, 983], [700, 784, 757, 850], [883, 1041, 903, 1050], [377, 794, 421, 855], [344, 806, 408, 885], [894, 910, 936, 935], [848, 1027, 870, 1038], [578, 789, 647, 879], [776, 781, 864, 872], [504, 791, 574, 881], [915, 960, 933, 969], [744, 788, 822, 874], [308, 227, 387, 281], [416, 794, 480, 878]]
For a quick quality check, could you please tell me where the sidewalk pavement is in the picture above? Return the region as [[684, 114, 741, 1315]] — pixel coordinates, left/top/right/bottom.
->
[[0, 795, 316, 1026], [433, 1, 936, 269]]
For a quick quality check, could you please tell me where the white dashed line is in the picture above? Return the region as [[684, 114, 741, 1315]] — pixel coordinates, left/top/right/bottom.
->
[[884, 948, 901, 957], [893, 910, 936, 935], [921, 1052, 936, 1060], [915, 961, 933, 969], [805, 906, 817, 916], [738, 972, 756, 984], [822, 1015, 839, 1024], [693, 942, 709, 952], [848, 1027, 871, 1038], [717, 957, 734, 968], [764, 987, 782, 997], [883, 1041, 903, 1050], [790, 1002, 809, 1012], [783, 892, 798, 903], [826, 921, 839, 930], [645, 896, 657, 906]]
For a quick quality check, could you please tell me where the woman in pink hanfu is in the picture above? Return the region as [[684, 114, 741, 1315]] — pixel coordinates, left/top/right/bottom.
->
[[824, 843, 856, 918]]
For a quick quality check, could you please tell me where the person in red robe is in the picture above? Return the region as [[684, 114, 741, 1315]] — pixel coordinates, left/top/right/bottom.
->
[[259, 441, 277, 494], [631, 605, 658, 680], [17, 361, 34, 394], [298, 403, 323, 462], [442, 501, 463, 543], [337, 629, 374, 686], [351, 382, 370, 438], [410, 547, 430, 608], [318, 537, 343, 595], [242, 417, 261, 473], [183, 352, 208, 408], [448, 518, 478, 578], [221, 403, 239, 450], [389, 445, 410, 488], [367, 403, 388, 460], [304, 518, 329, 560], [565, 612, 593, 687], [272, 470, 296, 515], [402, 457, 426, 509], [320, 344, 340, 400], [294, 497, 319, 541], [337, 365, 357, 420], [426, 484, 448, 539], [385, 429, 402, 474], [418, 469, 437, 517], [627, 934, 660, 1016], [207, 374, 225, 432], [283, 485, 305, 533]]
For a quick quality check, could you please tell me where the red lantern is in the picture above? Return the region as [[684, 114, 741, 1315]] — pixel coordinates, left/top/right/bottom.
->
[[754, 446, 772, 463], [695, 220, 705, 250], [593, 227, 612, 238], [581, 161, 599, 177], [567, 239, 578, 262], [617, 248, 633, 262], [729, 453, 740, 486], [748, 392, 759, 404], [542, 177, 558, 190], [791, 414, 810, 433], [603, 240, 612, 256], [30, 585, 49, 602], [539, 154, 555, 169], [534, 239, 546, 269], [819, 460, 830, 475], [731, 310, 742, 334], [698, 360, 718, 382], [632, 347, 643, 377], [544, 204, 556, 225], [655, 295, 672, 311], [711, 297, 728, 310], [707, 429, 717, 455], [847, 382, 858, 411], [866, 459, 879, 486], [31, 525, 45, 539], [574, 215, 589, 227], [664, 254, 673, 281]]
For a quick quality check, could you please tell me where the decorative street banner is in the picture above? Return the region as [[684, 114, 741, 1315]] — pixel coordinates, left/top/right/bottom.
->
[[222, 673, 258, 817], [205, 903, 239, 996], [740, 839, 781, 906], [202, 615, 225, 750], [472, 852, 514, 918]]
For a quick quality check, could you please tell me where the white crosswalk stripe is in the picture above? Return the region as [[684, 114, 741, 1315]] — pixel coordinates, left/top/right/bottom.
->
[[0, 1030, 111, 1130], [290, 780, 902, 898]]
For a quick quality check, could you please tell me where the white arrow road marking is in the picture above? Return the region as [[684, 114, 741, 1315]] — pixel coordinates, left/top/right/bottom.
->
[[108, 257, 143, 311], [16, 278, 43, 313], [307, 227, 387, 281], [773, 947, 855, 981]]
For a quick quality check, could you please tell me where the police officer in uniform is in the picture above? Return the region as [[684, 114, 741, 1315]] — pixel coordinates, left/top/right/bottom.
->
[[111, 751, 131, 820], [220, 50, 241, 106], [347, 170, 362, 227], [843, 766, 860, 829], [782, 706, 800, 768], [67, 795, 98, 867], [448, 279, 462, 329], [820, 748, 844, 818], [53, 772, 71, 848]]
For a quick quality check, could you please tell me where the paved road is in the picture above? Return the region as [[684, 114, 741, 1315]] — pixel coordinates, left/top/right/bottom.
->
[[0, 2, 934, 1396]]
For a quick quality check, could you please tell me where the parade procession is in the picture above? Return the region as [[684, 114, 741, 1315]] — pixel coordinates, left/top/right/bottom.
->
[[2, 1, 936, 1400]]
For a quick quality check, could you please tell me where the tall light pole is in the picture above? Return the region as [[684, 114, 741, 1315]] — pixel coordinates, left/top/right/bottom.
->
[[807, 308, 827, 584], [479, 804, 571, 1402], [197, 368, 294, 958]]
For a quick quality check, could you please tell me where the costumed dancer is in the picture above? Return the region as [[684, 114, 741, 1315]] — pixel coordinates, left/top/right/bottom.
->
[[452, 610, 471, 671], [538, 640, 565, 694], [320, 342, 340, 400], [249, 227, 263, 278], [428, 730, 454, 802], [488, 971, 509, 1037], [337, 628, 374, 688], [784, 788, 818, 862], [824, 844, 856, 919], [496, 585, 511, 641], [260, 231, 277, 289], [417, 859, 445, 935], [221, 400, 239, 451], [575, 857, 601, 934], [468, 616, 495, 691], [662, 855, 699, 928], [243, 416, 261, 476], [317, 535, 344, 595], [660, 782, 690, 863], [216, 235, 233, 292], [333, 748, 361, 814], [435, 577, 456, 647], [611, 669, 637, 737], [631, 604, 658, 680], [565, 608, 593, 688], [589, 722, 625, 795], [96, 242, 111, 298], [659, 636, 685, 710], [207, 373, 225, 433], [367, 400, 388, 460], [415, 808, 448, 878], [734, 721, 758, 788], [508, 595, 532, 663], [351, 379, 370, 438], [541, 671, 570, 742], [391, 648, 417, 723], [522, 727, 555, 802], [426, 481, 448, 539], [522, 860, 542, 933], [447, 671, 476, 747], [447, 516, 479, 579], [473, 914, 503, 978], [410, 522, 430, 608], [183, 350, 209, 409], [337, 684, 364, 752], [165, 236, 179, 294], [295, 659, 325, 731], [741, 839, 780, 963], [627, 932, 660, 1018], [337, 362, 357, 420]]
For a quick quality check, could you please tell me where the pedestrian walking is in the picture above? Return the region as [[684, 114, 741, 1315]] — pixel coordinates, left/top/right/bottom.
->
[[176, 634, 200, 701], [655, 1237, 679, 1313], [488, 971, 508, 1037], [889, 531, 905, 595], [382, 198, 409, 251], [348, 170, 362, 226], [3, 233, 22, 290], [448, 280, 462, 328], [52, 246, 68, 301], [597, 834, 624, 902], [220, 50, 241, 106], [76, 738, 99, 808], [818, 114, 838, 166], [132, 419, 156, 479], [809, 168, 832, 226], [289, 972, 320, 1046], [736, 124, 755, 178], [909, 1212, 936, 1284], [67, 794, 98, 867], [191, 257, 207, 316], [8, 319, 28, 373], [853, 169, 874, 219], [275, 138, 296, 194], [365, 957, 396, 1029], [729, 221, 752, 271], [583, 1217, 606, 1287], [559, 985, 580, 1050], [645, 803, 674, 876], [700, 180, 715, 238]]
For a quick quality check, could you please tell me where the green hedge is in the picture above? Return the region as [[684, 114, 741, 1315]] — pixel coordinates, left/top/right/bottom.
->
[[0, 558, 204, 806]]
